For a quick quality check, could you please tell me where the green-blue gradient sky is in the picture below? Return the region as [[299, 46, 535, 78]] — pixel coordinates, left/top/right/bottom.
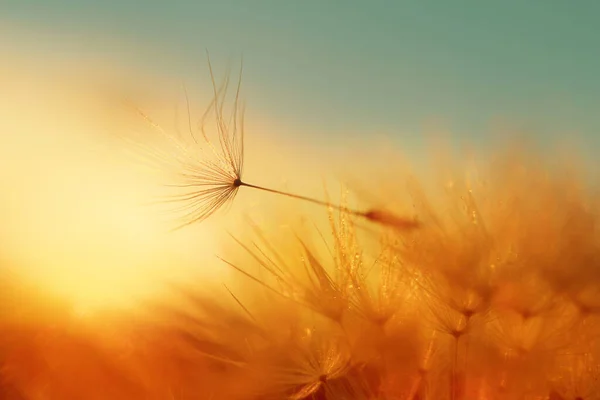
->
[[2, 0, 599, 152]]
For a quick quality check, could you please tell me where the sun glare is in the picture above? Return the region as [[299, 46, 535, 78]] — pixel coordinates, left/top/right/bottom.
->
[[0, 58, 229, 313], [0, 50, 350, 314]]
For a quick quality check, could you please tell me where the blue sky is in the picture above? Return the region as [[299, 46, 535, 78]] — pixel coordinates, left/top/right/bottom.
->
[[2, 0, 599, 151]]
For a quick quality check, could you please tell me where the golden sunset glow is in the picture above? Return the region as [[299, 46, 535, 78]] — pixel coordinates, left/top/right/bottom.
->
[[0, 49, 353, 313]]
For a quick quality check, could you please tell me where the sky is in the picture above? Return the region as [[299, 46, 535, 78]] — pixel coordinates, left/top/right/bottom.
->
[[1, 0, 599, 151]]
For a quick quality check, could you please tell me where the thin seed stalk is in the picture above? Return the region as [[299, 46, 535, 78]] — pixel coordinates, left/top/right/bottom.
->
[[237, 180, 368, 218], [451, 335, 460, 400], [236, 179, 421, 231]]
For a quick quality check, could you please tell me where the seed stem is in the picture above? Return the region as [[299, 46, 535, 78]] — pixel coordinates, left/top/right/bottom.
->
[[451, 335, 460, 400], [238, 180, 368, 218]]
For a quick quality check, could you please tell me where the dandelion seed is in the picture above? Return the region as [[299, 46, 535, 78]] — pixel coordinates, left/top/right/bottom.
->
[[132, 55, 421, 231]]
